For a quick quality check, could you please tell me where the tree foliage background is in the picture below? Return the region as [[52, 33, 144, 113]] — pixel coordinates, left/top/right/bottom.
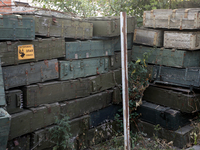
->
[[33, 0, 200, 18]]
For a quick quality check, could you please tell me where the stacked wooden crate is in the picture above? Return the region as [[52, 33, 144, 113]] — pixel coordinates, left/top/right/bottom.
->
[[0, 11, 136, 149], [132, 8, 200, 148]]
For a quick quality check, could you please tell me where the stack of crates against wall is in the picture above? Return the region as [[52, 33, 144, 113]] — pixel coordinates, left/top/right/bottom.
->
[[132, 8, 200, 149], [0, 10, 136, 149]]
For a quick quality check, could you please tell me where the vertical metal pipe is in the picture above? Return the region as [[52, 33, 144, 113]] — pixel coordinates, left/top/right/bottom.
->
[[120, 12, 130, 150]]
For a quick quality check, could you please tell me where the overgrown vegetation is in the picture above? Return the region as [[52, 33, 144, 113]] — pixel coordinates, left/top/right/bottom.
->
[[113, 51, 152, 149], [32, 0, 200, 18], [50, 114, 73, 150]]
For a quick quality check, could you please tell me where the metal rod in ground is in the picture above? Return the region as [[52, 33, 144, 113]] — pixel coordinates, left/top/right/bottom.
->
[[120, 12, 130, 150]]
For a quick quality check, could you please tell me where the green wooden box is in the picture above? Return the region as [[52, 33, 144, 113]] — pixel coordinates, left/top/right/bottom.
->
[[89, 70, 121, 93], [59, 57, 109, 80], [23, 78, 91, 108], [65, 39, 114, 60], [60, 90, 113, 119], [5, 90, 23, 114], [132, 120, 194, 148], [30, 115, 90, 150], [109, 50, 132, 70], [113, 33, 133, 51], [9, 103, 60, 140], [0, 14, 35, 40], [85, 16, 135, 37], [0, 58, 5, 106], [23, 14, 93, 39], [0, 108, 11, 150], [90, 105, 121, 127], [3, 59, 59, 90], [7, 134, 30, 150], [0, 37, 65, 66], [23, 69, 121, 107], [151, 65, 200, 88], [112, 87, 122, 104], [137, 101, 192, 131], [143, 85, 200, 113], [132, 45, 200, 68]]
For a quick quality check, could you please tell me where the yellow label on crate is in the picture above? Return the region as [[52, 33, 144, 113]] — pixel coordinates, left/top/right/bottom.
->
[[18, 45, 35, 60]]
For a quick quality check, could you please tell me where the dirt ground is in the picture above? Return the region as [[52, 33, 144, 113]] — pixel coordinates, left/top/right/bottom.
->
[[86, 134, 197, 150]]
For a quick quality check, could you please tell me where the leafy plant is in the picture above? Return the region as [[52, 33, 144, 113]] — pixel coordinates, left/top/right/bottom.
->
[[32, 0, 186, 18], [128, 52, 151, 102], [114, 50, 152, 139], [49, 114, 73, 150]]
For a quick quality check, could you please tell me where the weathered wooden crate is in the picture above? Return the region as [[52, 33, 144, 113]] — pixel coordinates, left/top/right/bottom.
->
[[0, 58, 5, 106], [23, 78, 91, 108], [85, 16, 135, 37], [151, 65, 200, 88], [23, 69, 120, 107], [0, 38, 65, 66], [132, 120, 194, 149], [5, 90, 23, 114], [89, 70, 120, 93], [30, 126, 55, 150], [137, 101, 192, 131], [112, 87, 122, 104], [65, 39, 114, 60], [143, 85, 200, 113], [7, 134, 30, 150], [23, 14, 93, 39], [164, 31, 200, 50], [89, 105, 121, 127], [30, 115, 89, 150], [109, 50, 132, 70], [60, 90, 113, 119], [114, 69, 122, 85], [143, 8, 200, 30], [59, 57, 109, 80], [0, 108, 11, 150], [132, 45, 200, 68], [9, 103, 60, 140], [3, 59, 59, 90], [113, 33, 133, 51], [133, 28, 163, 47], [0, 14, 35, 40]]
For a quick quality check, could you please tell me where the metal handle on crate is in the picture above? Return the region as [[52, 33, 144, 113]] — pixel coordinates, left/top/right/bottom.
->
[[16, 93, 21, 107]]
